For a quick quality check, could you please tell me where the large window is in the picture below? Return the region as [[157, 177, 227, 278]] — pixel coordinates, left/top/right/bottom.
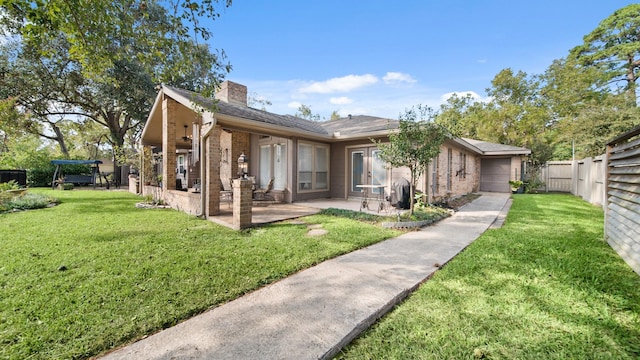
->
[[298, 142, 329, 191], [259, 141, 287, 190]]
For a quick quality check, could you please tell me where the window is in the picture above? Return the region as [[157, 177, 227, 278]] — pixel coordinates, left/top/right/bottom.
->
[[259, 145, 272, 188], [458, 152, 467, 179], [259, 142, 287, 190], [431, 155, 439, 195], [447, 148, 452, 191], [298, 142, 329, 191]]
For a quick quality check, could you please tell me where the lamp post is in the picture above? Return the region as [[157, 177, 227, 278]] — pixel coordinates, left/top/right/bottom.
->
[[237, 152, 248, 178]]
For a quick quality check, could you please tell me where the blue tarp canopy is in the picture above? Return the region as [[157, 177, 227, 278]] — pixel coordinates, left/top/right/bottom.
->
[[50, 160, 103, 165]]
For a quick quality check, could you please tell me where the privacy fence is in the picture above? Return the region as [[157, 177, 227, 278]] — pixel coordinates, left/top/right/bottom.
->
[[536, 126, 640, 275], [538, 156, 606, 208], [605, 127, 640, 275]]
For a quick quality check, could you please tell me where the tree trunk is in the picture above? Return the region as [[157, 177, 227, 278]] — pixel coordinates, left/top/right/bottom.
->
[[409, 166, 415, 215], [51, 124, 70, 158]]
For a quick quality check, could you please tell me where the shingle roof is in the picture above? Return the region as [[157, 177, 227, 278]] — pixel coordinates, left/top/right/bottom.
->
[[319, 115, 398, 136], [159, 85, 530, 156], [462, 138, 531, 154], [164, 85, 329, 136]]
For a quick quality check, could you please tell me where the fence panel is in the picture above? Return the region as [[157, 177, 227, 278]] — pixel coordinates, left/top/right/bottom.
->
[[606, 126, 640, 275], [542, 161, 573, 192]]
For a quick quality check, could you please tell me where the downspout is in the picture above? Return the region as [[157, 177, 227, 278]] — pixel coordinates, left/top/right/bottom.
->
[[197, 116, 217, 218]]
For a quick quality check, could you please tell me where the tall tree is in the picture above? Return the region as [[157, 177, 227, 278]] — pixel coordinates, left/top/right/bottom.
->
[[570, 4, 640, 105], [1, 0, 232, 184], [295, 103, 321, 121], [374, 105, 450, 215], [1, 0, 232, 87]]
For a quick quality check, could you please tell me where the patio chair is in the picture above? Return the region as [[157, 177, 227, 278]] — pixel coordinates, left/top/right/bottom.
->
[[219, 178, 233, 208], [253, 177, 275, 204]]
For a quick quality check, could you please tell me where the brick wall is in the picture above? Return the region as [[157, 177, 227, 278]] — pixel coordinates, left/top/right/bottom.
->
[[216, 81, 247, 107], [430, 144, 479, 202]]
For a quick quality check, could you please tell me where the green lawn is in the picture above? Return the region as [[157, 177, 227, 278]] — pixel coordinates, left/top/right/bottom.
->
[[0, 189, 401, 359], [338, 194, 640, 360]]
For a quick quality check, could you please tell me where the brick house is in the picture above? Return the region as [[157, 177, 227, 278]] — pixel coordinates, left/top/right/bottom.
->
[[139, 81, 530, 217]]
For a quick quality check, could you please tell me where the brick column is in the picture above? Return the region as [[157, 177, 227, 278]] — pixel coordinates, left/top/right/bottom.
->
[[231, 131, 250, 177], [232, 179, 252, 229], [206, 125, 222, 216], [162, 96, 177, 192]]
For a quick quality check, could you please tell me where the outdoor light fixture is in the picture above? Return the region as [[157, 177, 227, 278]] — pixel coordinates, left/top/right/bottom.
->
[[237, 152, 248, 178], [182, 125, 192, 143]]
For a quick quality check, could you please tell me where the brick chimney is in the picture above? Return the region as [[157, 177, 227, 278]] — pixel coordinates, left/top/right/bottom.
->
[[216, 80, 247, 107]]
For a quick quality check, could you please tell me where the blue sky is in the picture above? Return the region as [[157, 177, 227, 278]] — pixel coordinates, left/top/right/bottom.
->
[[209, 1, 636, 120]]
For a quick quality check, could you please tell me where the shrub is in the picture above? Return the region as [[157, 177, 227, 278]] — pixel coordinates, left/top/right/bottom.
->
[[524, 178, 545, 193], [5, 193, 56, 211], [0, 180, 19, 191]]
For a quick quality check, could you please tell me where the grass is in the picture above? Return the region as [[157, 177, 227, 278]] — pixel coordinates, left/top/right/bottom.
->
[[337, 194, 640, 360], [0, 189, 401, 359], [319, 205, 451, 224]]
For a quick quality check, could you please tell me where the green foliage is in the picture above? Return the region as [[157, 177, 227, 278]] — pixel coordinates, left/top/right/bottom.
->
[[524, 177, 545, 193], [1, 0, 233, 85], [570, 4, 640, 103], [4, 193, 56, 211], [375, 105, 450, 214], [318, 208, 385, 223], [339, 194, 640, 359], [0, 0, 233, 185], [0, 180, 19, 191], [509, 180, 524, 189], [295, 103, 321, 121]]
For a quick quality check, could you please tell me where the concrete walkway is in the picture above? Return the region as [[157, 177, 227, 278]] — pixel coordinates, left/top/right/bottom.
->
[[101, 192, 511, 360]]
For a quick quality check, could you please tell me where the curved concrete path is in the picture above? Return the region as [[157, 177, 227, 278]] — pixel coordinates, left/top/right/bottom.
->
[[101, 192, 511, 360]]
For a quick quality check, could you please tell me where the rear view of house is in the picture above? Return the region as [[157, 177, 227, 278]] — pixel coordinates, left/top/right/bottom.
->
[[139, 81, 530, 217]]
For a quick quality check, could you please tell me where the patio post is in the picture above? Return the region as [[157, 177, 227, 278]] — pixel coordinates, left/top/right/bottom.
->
[[232, 178, 253, 229], [162, 96, 177, 193], [206, 125, 222, 216]]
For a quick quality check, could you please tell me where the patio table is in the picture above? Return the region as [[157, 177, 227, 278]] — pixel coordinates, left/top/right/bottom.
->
[[356, 184, 386, 212]]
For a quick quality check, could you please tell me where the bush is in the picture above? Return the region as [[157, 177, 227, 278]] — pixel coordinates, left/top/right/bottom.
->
[[0, 180, 20, 191], [318, 208, 384, 223], [524, 178, 545, 193], [28, 166, 56, 187], [2, 193, 56, 212], [28, 161, 93, 187]]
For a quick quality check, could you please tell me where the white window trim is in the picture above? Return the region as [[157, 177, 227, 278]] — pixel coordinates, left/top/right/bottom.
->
[[298, 142, 330, 192]]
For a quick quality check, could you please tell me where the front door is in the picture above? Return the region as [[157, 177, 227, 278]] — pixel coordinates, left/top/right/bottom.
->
[[349, 147, 388, 197]]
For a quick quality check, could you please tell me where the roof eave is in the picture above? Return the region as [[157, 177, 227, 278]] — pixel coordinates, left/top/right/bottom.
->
[[482, 150, 531, 156], [451, 138, 484, 154], [331, 129, 393, 141], [140, 89, 164, 141], [214, 113, 331, 141]]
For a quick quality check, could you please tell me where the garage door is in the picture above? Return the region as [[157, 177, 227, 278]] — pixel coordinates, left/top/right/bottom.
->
[[480, 158, 511, 192]]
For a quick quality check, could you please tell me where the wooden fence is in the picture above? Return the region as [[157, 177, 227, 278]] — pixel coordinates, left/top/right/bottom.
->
[[605, 126, 640, 275], [538, 155, 606, 208]]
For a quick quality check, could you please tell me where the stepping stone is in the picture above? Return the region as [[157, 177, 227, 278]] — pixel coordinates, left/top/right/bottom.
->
[[307, 229, 328, 236]]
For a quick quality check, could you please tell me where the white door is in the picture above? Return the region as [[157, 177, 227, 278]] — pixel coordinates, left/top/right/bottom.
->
[[349, 147, 387, 197]]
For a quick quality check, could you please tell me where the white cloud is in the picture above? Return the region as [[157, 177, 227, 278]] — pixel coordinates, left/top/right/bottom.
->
[[329, 96, 353, 105], [383, 72, 417, 84], [477, 58, 488, 64], [298, 74, 378, 94], [287, 101, 302, 109]]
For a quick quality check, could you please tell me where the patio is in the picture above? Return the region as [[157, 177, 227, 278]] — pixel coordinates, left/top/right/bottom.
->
[[208, 197, 399, 228]]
